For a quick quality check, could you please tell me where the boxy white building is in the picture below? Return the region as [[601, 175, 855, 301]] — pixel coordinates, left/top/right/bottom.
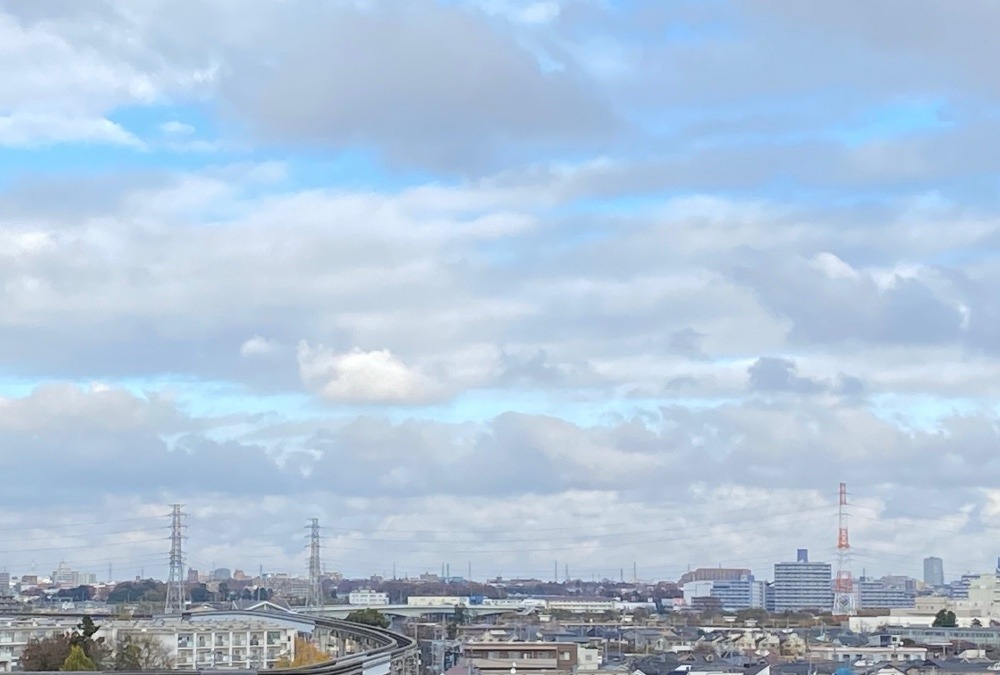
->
[[406, 596, 470, 607], [348, 589, 390, 606]]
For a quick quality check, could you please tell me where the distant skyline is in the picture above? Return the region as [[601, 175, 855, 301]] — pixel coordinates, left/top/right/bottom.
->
[[3, 1, 1000, 581]]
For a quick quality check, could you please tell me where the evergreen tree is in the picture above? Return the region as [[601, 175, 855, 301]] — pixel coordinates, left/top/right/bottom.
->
[[344, 608, 390, 628], [61, 645, 97, 672], [932, 608, 957, 627]]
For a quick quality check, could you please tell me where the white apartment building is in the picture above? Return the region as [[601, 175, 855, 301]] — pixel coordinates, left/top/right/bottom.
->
[[0, 617, 77, 671], [136, 617, 299, 670], [772, 558, 832, 612], [0, 615, 304, 672], [348, 590, 390, 606]]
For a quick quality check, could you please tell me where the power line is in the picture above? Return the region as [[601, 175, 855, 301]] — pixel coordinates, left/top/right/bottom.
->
[[0, 516, 164, 533], [0, 536, 169, 555], [4, 526, 167, 545]]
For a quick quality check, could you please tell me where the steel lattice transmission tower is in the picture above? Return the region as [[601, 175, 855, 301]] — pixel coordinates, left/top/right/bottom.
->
[[832, 482, 857, 616], [165, 504, 186, 614], [307, 518, 322, 607]]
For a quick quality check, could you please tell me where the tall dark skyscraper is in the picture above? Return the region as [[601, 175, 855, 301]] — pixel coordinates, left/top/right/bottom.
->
[[923, 556, 944, 587]]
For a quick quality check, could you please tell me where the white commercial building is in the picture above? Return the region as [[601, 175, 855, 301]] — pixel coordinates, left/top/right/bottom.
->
[[481, 598, 526, 608], [546, 599, 616, 614], [348, 589, 390, 606], [683, 581, 715, 604]]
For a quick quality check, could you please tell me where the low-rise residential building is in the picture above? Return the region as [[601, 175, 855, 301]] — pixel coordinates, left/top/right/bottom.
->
[[807, 645, 927, 664], [462, 641, 586, 675]]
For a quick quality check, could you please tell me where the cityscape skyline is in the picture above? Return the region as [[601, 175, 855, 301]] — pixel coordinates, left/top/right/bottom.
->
[[4, 2, 1000, 588], [0, 505, 978, 585]]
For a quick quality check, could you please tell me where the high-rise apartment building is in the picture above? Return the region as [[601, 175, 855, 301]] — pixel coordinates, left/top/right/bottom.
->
[[858, 577, 916, 609], [923, 557, 944, 587], [772, 550, 832, 612], [710, 576, 766, 611]]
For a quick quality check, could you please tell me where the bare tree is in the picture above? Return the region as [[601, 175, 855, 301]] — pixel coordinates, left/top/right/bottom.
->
[[112, 635, 174, 671]]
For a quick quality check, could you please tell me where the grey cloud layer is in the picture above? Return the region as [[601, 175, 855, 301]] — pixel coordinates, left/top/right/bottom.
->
[[218, 2, 615, 171], [7, 382, 1000, 505], [4, 382, 1000, 578]]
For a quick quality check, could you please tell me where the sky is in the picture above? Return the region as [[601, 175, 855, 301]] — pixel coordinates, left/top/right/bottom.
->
[[2, 0, 1000, 586]]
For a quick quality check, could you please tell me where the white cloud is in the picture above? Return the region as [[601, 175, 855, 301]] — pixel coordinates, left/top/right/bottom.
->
[[158, 120, 195, 136], [0, 230, 53, 257], [0, 113, 143, 148], [240, 336, 277, 357], [476, 0, 562, 24], [297, 342, 445, 404]]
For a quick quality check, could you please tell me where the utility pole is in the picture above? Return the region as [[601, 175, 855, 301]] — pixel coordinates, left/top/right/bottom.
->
[[165, 504, 186, 614], [307, 518, 322, 607]]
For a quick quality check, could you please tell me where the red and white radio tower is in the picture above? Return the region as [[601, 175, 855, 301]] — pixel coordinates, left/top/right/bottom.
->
[[833, 482, 857, 616]]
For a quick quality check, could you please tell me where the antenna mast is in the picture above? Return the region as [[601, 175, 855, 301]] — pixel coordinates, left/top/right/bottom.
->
[[833, 482, 857, 616]]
